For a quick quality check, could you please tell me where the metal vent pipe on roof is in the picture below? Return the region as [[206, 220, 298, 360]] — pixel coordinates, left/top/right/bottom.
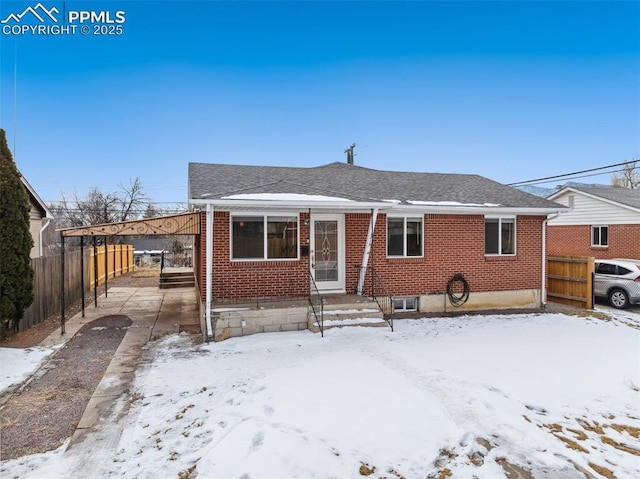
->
[[344, 143, 356, 165]]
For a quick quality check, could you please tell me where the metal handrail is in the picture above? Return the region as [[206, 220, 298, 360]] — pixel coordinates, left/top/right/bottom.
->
[[358, 265, 393, 332], [308, 271, 324, 337]]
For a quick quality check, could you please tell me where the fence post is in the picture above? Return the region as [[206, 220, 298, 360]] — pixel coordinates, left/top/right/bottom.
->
[[80, 237, 85, 317], [60, 233, 66, 335], [587, 256, 595, 309]]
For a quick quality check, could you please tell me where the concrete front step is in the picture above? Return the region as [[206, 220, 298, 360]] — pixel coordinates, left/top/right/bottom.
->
[[308, 316, 389, 333], [320, 308, 382, 321], [160, 272, 195, 289], [307, 300, 387, 333], [161, 271, 194, 279], [161, 277, 195, 283], [159, 280, 195, 289]]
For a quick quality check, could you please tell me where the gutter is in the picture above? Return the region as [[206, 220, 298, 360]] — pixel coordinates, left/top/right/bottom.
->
[[205, 204, 214, 340], [189, 199, 391, 212], [189, 199, 567, 217], [38, 217, 51, 257]]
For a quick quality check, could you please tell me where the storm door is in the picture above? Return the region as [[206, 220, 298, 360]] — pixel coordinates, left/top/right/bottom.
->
[[310, 214, 345, 292]]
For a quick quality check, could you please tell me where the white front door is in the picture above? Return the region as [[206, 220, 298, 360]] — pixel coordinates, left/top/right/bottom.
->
[[310, 214, 345, 292]]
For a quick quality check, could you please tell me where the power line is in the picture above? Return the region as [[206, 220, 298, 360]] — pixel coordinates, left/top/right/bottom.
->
[[515, 168, 628, 187], [507, 159, 637, 187]]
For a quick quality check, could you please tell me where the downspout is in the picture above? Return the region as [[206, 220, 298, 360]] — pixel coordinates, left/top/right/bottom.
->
[[205, 204, 214, 341], [541, 212, 560, 307], [38, 218, 51, 257], [357, 208, 378, 295]]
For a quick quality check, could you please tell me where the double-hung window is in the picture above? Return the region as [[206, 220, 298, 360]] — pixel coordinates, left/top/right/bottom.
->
[[232, 215, 298, 260], [591, 225, 608, 247], [387, 216, 423, 257], [485, 217, 516, 255]]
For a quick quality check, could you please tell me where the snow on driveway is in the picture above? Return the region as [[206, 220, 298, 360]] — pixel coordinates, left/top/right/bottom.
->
[[2, 311, 639, 479]]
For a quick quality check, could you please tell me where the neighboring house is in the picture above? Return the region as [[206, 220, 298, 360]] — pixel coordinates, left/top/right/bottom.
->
[[188, 160, 567, 335], [130, 236, 193, 267], [546, 186, 640, 259], [21, 176, 53, 258], [130, 237, 167, 266]]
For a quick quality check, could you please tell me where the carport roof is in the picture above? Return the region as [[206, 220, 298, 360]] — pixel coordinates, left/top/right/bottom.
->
[[59, 212, 200, 237]]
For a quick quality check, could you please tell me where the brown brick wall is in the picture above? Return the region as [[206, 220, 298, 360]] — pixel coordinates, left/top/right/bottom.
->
[[197, 211, 546, 301], [209, 211, 310, 302], [351, 213, 544, 296], [547, 224, 640, 259]]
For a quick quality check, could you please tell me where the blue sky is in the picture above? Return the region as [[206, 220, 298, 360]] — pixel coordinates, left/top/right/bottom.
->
[[1, 0, 639, 206]]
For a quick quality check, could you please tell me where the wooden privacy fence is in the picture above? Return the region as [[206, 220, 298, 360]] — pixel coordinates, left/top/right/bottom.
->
[[21, 249, 90, 332], [547, 256, 594, 309], [90, 244, 134, 289], [19, 245, 134, 333]]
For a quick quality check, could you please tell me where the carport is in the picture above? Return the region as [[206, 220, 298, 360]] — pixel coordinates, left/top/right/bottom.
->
[[58, 212, 202, 334]]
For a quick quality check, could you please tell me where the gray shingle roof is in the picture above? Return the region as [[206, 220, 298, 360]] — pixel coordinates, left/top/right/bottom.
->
[[567, 186, 640, 210], [189, 162, 563, 209]]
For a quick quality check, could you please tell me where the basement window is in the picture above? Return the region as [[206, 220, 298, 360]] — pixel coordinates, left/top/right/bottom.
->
[[393, 297, 419, 312]]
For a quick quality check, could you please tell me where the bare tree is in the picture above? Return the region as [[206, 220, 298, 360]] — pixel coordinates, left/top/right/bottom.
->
[[51, 177, 149, 228], [611, 160, 639, 189], [117, 178, 147, 221]]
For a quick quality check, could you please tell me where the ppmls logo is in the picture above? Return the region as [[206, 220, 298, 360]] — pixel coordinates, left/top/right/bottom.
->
[[1, 2, 59, 23], [1, 2, 126, 36]]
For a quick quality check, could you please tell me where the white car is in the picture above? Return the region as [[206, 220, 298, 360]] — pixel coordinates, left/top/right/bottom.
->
[[594, 258, 640, 309]]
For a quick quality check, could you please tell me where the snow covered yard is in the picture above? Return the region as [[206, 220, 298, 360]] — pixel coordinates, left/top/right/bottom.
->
[[2, 310, 639, 479], [0, 346, 55, 400]]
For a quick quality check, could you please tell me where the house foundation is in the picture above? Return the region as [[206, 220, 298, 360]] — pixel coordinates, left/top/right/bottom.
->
[[420, 289, 542, 313]]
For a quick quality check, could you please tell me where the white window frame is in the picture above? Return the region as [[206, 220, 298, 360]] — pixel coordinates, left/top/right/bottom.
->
[[393, 296, 419, 312], [484, 216, 516, 256], [230, 212, 300, 261], [386, 215, 424, 258], [591, 225, 609, 247]]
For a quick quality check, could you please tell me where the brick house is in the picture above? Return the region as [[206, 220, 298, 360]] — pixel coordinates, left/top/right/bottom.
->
[[188, 161, 566, 340], [546, 186, 640, 259]]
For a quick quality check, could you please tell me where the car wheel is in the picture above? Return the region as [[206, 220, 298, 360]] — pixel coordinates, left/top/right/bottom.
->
[[608, 288, 629, 309]]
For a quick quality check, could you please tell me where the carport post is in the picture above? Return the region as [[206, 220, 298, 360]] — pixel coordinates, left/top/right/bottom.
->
[[80, 236, 85, 317], [104, 236, 108, 298], [60, 233, 65, 335], [93, 236, 98, 307]]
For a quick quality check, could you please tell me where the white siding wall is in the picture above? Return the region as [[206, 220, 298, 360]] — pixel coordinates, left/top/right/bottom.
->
[[548, 191, 640, 226], [28, 202, 45, 258]]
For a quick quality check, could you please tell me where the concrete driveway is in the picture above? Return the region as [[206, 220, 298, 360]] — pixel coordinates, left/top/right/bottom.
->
[[35, 285, 201, 475], [594, 297, 640, 314]]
